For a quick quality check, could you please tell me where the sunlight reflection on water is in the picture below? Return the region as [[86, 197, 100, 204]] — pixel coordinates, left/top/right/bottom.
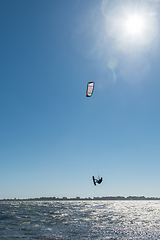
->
[[0, 200, 160, 239]]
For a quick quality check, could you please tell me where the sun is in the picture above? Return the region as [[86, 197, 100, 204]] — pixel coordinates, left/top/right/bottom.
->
[[125, 15, 145, 36], [104, 2, 159, 51]]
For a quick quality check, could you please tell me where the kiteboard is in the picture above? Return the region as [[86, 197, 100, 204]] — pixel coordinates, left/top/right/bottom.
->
[[92, 176, 96, 186]]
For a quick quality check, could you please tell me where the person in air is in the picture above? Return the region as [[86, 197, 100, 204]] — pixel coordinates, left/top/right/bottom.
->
[[96, 177, 103, 184], [92, 176, 103, 186]]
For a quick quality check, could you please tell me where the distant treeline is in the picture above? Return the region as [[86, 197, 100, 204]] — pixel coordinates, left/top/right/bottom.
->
[[1, 196, 160, 201]]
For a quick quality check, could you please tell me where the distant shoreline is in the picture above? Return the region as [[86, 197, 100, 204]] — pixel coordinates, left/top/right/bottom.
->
[[1, 196, 160, 201]]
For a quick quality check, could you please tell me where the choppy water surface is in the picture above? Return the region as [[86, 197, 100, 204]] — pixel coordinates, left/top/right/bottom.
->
[[0, 200, 160, 239]]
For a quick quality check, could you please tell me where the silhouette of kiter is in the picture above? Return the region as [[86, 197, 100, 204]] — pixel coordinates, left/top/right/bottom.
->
[[92, 176, 103, 186]]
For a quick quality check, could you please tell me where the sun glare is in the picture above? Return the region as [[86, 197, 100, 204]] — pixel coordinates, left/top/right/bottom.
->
[[104, 2, 159, 51], [125, 15, 145, 35]]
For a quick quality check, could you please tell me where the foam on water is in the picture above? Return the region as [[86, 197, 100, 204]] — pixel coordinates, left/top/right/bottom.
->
[[0, 200, 160, 239]]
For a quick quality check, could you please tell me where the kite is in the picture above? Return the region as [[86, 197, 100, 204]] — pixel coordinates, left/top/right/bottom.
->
[[86, 82, 95, 97]]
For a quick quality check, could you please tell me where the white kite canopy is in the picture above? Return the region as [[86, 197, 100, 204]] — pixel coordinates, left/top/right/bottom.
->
[[86, 82, 95, 97]]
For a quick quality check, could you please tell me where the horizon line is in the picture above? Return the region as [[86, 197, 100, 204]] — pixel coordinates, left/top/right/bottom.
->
[[1, 196, 160, 201]]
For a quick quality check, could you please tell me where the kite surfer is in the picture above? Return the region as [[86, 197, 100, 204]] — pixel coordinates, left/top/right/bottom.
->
[[92, 176, 103, 186], [86, 82, 103, 186]]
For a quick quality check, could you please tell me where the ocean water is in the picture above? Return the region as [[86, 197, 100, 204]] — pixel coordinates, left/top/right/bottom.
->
[[0, 200, 160, 239]]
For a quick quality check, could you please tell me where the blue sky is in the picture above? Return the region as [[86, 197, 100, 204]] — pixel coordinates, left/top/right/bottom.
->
[[1, 0, 160, 199]]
